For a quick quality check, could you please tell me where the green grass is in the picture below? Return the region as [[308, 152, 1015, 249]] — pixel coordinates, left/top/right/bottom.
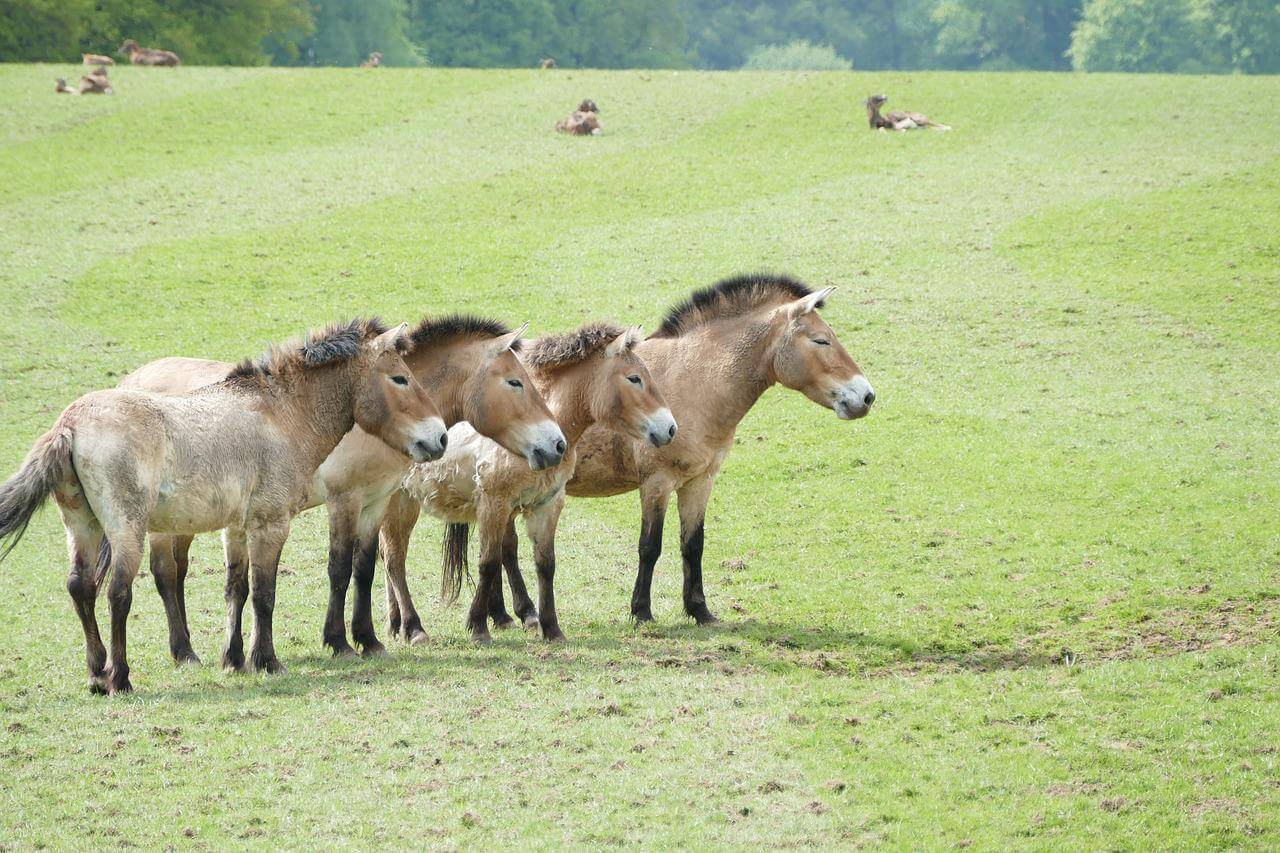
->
[[1, 63, 1278, 848]]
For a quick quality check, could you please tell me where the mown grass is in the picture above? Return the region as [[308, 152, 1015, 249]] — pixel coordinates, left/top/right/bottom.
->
[[0, 64, 1277, 848]]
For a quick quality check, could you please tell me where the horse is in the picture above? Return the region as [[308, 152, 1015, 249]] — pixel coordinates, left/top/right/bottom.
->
[[539, 57, 556, 69], [119, 39, 181, 67], [386, 323, 677, 644], [865, 94, 951, 131], [360, 52, 383, 68], [0, 319, 444, 694], [119, 315, 565, 662], [82, 54, 114, 66], [555, 109, 602, 136], [493, 274, 875, 626]]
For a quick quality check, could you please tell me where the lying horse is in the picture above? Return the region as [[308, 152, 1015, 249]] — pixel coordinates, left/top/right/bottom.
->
[[82, 53, 114, 66], [495, 274, 875, 625], [388, 324, 676, 643], [120, 315, 564, 661], [360, 51, 383, 68], [119, 39, 181, 66], [0, 319, 442, 693], [865, 94, 950, 131], [555, 108, 602, 136], [60, 67, 113, 95]]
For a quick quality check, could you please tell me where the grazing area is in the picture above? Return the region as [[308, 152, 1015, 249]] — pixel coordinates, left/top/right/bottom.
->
[[1, 65, 1278, 847]]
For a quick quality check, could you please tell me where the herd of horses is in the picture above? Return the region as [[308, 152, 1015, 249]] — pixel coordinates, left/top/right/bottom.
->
[[0, 274, 875, 695]]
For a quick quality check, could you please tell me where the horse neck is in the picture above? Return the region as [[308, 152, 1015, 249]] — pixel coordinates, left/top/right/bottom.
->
[[647, 317, 776, 442], [403, 343, 476, 428], [268, 362, 360, 469], [534, 360, 598, 446]]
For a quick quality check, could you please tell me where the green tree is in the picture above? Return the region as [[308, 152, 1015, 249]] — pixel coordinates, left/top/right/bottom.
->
[[932, 0, 1081, 70], [741, 39, 851, 70], [1189, 0, 1280, 73], [0, 0, 92, 61], [271, 0, 422, 66], [1068, 0, 1204, 72]]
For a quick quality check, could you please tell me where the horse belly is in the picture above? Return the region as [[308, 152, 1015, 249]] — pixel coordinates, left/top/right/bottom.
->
[[148, 477, 248, 534]]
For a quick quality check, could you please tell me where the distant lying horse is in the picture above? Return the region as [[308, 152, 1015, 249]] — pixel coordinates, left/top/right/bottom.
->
[[82, 53, 114, 66], [121, 315, 564, 662], [388, 323, 676, 643], [865, 94, 950, 131], [119, 39, 181, 66], [57, 67, 112, 95], [497, 274, 875, 625], [360, 51, 383, 68], [555, 107, 602, 136], [0, 319, 441, 694]]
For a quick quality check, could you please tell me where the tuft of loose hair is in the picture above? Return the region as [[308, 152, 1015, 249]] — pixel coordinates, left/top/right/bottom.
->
[[226, 317, 391, 384], [522, 322, 626, 370], [651, 273, 816, 338], [409, 314, 515, 350]]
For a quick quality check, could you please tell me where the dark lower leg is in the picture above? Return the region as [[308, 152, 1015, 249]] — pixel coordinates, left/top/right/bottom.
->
[[467, 558, 501, 643], [174, 535, 194, 637], [501, 523, 537, 627], [385, 575, 402, 639], [249, 563, 283, 673], [681, 521, 716, 624], [322, 540, 356, 656], [152, 545, 198, 665], [67, 565, 107, 692], [105, 574, 134, 694], [221, 561, 249, 672], [487, 575, 515, 628], [536, 551, 563, 642], [350, 539, 384, 655], [631, 509, 665, 622]]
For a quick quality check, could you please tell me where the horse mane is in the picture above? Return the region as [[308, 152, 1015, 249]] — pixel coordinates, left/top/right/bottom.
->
[[651, 273, 816, 338], [522, 322, 625, 370], [226, 317, 394, 384], [408, 314, 516, 350]]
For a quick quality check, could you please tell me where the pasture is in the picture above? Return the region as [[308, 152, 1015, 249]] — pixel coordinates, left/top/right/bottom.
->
[[0, 64, 1278, 848]]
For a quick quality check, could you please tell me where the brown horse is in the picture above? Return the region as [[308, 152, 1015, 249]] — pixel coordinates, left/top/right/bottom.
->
[[386, 324, 676, 644], [119, 39, 181, 66], [82, 53, 114, 66], [496, 274, 875, 626], [555, 109, 602, 136], [0, 319, 441, 694], [539, 57, 556, 69], [866, 94, 951, 131], [120, 315, 564, 662], [360, 51, 383, 68]]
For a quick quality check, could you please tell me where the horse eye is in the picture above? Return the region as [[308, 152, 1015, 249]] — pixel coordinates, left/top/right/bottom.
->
[[507, 379, 523, 389], [812, 338, 831, 346], [627, 375, 642, 386], [391, 375, 409, 386]]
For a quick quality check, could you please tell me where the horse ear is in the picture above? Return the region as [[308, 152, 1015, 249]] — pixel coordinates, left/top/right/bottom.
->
[[373, 322, 410, 354], [607, 326, 643, 357], [787, 286, 835, 319], [493, 322, 528, 354]]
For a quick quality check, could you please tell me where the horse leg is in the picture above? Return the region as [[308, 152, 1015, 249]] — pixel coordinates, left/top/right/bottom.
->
[[630, 481, 671, 623], [527, 496, 565, 642], [173, 534, 194, 639], [322, 494, 358, 657], [247, 520, 289, 674], [350, 496, 390, 657], [382, 489, 426, 644], [150, 534, 199, 665], [60, 505, 108, 694], [677, 475, 718, 624], [466, 504, 507, 645], [500, 518, 539, 629], [487, 517, 517, 629], [220, 526, 250, 672], [103, 526, 145, 695]]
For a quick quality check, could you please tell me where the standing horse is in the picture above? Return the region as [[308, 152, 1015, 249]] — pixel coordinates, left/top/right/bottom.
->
[[385, 323, 677, 644], [120, 316, 565, 661], [0, 319, 444, 693], [497, 274, 875, 625]]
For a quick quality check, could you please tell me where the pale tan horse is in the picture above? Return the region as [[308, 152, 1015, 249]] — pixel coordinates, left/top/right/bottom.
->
[[866, 94, 951, 131], [120, 315, 565, 662], [0, 319, 442, 694], [385, 323, 677, 644], [497, 274, 875, 625]]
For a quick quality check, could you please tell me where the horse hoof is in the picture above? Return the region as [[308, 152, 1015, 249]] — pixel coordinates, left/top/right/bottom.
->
[[492, 615, 517, 630], [632, 610, 655, 625], [471, 632, 493, 646], [359, 642, 387, 659], [330, 643, 359, 659], [408, 630, 430, 646], [176, 652, 202, 667], [543, 629, 567, 643], [88, 675, 109, 695], [690, 605, 719, 625], [253, 657, 286, 675], [107, 668, 133, 695]]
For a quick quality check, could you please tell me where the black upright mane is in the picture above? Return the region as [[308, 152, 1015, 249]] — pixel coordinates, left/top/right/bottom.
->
[[522, 322, 625, 370], [408, 314, 516, 350], [651, 273, 816, 338], [227, 316, 392, 382]]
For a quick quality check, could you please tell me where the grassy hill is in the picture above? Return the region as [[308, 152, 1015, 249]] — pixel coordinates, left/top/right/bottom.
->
[[0, 64, 1277, 847]]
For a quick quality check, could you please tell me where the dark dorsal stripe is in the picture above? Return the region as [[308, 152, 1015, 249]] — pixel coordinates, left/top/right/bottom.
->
[[651, 273, 815, 339], [522, 322, 625, 370], [227, 316, 390, 381]]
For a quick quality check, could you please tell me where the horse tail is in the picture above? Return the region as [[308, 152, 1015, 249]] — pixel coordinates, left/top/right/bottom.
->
[[441, 522, 471, 604], [0, 410, 79, 562]]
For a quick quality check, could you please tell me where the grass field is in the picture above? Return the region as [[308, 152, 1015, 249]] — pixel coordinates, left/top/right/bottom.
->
[[1, 63, 1278, 848]]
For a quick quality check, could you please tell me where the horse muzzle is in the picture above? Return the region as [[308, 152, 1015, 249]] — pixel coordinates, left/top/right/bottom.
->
[[643, 408, 678, 447], [524, 421, 568, 471], [407, 418, 449, 462], [833, 376, 876, 420]]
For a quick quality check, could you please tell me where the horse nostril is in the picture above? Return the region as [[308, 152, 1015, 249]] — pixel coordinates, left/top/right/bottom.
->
[[555, 439, 567, 456], [668, 424, 677, 438], [863, 390, 876, 406], [438, 433, 448, 451]]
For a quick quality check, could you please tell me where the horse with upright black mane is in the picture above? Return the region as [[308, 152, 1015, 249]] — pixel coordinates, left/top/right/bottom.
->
[[0, 319, 442, 694], [493, 274, 875, 626], [383, 323, 677, 644], [119, 315, 564, 662]]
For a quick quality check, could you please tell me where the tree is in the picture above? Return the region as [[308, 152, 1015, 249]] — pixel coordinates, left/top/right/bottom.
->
[[741, 39, 851, 70], [1068, 0, 1206, 72], [0, 0, 93, 61], [271, 0, 423, 66]]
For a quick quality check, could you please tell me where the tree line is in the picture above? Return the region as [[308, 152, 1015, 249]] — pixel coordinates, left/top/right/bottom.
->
[[2, 0, 1276, 73]]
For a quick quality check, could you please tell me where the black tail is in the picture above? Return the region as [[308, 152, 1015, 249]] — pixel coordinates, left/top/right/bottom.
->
[[0, 417, 76, 562], [441, 522, 471, 604]]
